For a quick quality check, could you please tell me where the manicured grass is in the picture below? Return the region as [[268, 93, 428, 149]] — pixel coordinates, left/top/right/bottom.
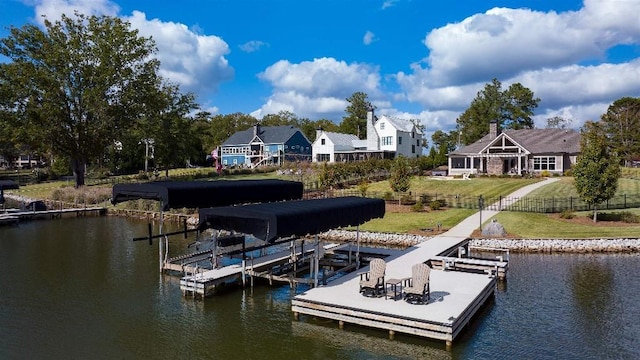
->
[[491, 210, 640, 239], [352, 208, 476, 234], [525, 177, 640, 198], [365, 176, 541, 198]]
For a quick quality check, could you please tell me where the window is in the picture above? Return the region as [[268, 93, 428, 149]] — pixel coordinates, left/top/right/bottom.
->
[[412, 145, 415, 153], [321, 139, 325, 145], [533, 156, 556, 171], [398, 136, 402, 145], [382, 136, 393, 146], [317, 154, 330, 162], [380, 122, 385, 130]]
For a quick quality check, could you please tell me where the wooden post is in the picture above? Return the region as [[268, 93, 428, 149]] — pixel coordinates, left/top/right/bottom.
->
[[158, 202, 164, 272], [389, 330, 395, 340], [338, 320, 344, 329]]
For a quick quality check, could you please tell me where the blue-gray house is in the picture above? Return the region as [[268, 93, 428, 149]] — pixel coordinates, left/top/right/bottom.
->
[[221, 124, 311, 168]]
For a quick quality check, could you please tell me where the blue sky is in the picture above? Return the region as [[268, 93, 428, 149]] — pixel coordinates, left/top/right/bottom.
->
[[1, 0, 639, 135]]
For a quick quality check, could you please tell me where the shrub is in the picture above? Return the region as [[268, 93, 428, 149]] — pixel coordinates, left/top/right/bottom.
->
[[560, 210, 575, 219], [357, 181, 369, 197], [411, 199, 424, 212], [540, 170, 551, 177], [430, 199, 446, 210], [383, 191, 394, 201]]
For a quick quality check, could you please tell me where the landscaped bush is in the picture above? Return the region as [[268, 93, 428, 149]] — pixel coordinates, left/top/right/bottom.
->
[[560, 209, 575, 219], [411, 199, 424, 212], [383, 191, 394, 201], [357, 181, 369, 197], [430, 199, 446, 210], [400, 193, 416, 205], [540, 170, 551, 177]]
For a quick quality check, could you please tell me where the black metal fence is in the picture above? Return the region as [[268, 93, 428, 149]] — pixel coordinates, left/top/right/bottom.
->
[[326, 189, 640, 213]]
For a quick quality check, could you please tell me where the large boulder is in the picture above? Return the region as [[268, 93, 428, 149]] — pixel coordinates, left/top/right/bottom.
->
[[482, 219, 507, 237]]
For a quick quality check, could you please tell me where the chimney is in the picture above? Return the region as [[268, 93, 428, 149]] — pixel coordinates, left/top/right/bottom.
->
[[489, 120, 499, 139], [316, 127, 323, 141], [253, 123, 261, 138], [366, 105, 379, 150]]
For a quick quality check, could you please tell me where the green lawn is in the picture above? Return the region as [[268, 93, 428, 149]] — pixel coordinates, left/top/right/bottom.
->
[[8, 169, 640, 239], [525, 177, 640, 198], [365, 176, 541, 198], [351, 208, 477, 234], [491, 210, 640, 239]]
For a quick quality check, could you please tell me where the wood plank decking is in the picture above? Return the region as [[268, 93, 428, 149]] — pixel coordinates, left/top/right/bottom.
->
[[180, 245, 321, 297], [0, 207, 107, 223], [292, 234, 498, 347]]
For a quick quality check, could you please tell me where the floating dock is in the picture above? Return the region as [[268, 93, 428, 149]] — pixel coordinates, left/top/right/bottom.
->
[[291, 235, 505, 348], [0, 206, 106, 224], [180, 244, 328, 297]]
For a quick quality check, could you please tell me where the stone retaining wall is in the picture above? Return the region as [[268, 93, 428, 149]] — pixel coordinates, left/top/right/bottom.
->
[[319, 230, 640, 253]]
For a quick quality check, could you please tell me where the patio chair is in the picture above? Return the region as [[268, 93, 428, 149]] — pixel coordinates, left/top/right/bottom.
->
[[403, 263, 430, 304], [358, 258, 386, 297]]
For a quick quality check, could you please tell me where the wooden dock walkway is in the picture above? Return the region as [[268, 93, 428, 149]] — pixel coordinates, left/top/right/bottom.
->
[[292, 178, 559, 348], [291, 235, 494, 347], [0, 206, 107, 223], [180, 245, 326, 297]]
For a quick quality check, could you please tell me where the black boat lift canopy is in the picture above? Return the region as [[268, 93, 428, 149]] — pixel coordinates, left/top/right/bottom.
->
[[198, 196, 385, 242], [111, 179, 303, 210]]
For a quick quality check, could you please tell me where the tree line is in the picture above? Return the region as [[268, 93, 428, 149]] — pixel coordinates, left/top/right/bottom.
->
[[1, 12, 639, 190]]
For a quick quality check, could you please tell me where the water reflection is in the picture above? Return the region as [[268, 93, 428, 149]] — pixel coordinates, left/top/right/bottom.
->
[[1, 218, 640, 359]]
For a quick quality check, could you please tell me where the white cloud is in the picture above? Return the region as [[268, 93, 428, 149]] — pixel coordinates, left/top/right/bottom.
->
[[125, 11, 233, 95], [363, 31, 376, 45], [396, 0, 640, 132], [256, 57, 383, 118], [239, 40, 268, 53], [259, 58, 381, 98], [381, 0, 399, 10], [30, 1, 234, 99], [251, 91, 348, 120], [33, 0, 119, 24]]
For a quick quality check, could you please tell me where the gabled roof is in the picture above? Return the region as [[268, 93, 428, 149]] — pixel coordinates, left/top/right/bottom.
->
[[223, 125, 307, 146], [320, 131, 359, 147], [451, 128, 580, 155], [379, 115, 421, 134]]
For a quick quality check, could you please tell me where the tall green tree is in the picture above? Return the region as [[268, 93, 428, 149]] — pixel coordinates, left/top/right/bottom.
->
[[140, 85, 198, 176], [0, 12, 165, 187], [456, 78, 539, 145], [599, 97, 640, 167], [340, 92, 373, 139], [573, 121, 621, 222], [389, 155, 411, 202]]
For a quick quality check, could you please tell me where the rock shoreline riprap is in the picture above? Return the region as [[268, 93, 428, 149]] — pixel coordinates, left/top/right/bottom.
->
[[319, 230, 640, 253]]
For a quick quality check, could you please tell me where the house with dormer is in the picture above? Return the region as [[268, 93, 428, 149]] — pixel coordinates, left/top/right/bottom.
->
[[221, 124, 311, 168], [447, 120, 581, 176], [312, 108, 424, 162]]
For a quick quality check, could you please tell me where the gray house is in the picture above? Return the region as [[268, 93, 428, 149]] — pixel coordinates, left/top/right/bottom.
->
[[448, 121, 581, 176]]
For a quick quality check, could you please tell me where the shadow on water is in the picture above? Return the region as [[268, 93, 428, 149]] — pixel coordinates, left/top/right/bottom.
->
[[2, 218, 640, 359]]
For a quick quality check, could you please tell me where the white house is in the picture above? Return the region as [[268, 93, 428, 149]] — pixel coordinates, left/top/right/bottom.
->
[[312, 131, 359, 163], [312, 108, 424, 163]]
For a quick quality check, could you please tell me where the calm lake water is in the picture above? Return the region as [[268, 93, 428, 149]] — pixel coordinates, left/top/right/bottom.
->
[[1, 216, 639, 359]]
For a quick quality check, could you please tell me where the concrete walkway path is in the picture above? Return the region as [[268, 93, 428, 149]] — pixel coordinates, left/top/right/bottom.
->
[[441, 177, 560, 239]]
